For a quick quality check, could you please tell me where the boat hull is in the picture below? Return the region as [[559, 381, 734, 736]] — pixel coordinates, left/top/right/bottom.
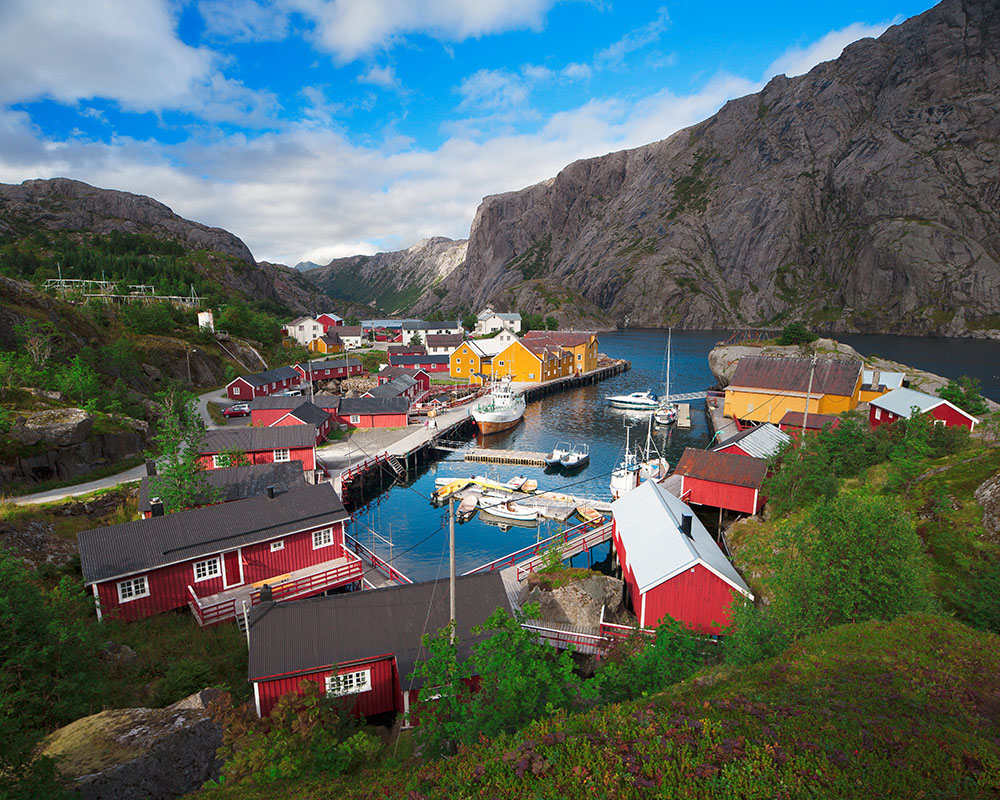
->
[[475, 415, 523, 435]]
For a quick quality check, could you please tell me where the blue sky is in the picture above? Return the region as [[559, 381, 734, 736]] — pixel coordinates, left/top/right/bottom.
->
[[0, 0, 934, 265]]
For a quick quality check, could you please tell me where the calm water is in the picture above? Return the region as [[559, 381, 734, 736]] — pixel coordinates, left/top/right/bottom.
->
[[351, 329, 1000, 581]]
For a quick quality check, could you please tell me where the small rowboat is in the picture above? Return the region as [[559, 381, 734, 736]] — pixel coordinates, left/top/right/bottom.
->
[[576, 506, 603, 524], [456, 494, 478, 521], [482, 499, 538, 522], [520, 478, 538, 493], [507, 475, 528, 490], [544, 442, 571, 466]]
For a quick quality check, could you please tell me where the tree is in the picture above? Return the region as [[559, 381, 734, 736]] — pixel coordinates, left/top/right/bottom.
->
[[409, 622, 473, 757], [215, 448, 251, 468], [462, 313, 478, 331], [346, 315, 360, 326], [15, 321, 57, 368], [937, 376, 989, 416], [146, 389, 217, 513], [777, 322, 818, 345], [408, 332, 423, 347], [545, 315, 559, 331]]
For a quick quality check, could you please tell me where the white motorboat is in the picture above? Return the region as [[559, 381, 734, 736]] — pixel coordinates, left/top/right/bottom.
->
[[507, 474, 528, 490], [607, 390, 659, 410], [481, 499, 538, 522], [544, 441, 571, 467], [559, 444, 590, 470], [471, 377, 526, 434]]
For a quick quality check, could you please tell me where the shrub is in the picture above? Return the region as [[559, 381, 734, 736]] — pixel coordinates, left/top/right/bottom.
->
[[154, 658, 215, 706], [937, 376, 989, 416], [777, 322, 818, 345]]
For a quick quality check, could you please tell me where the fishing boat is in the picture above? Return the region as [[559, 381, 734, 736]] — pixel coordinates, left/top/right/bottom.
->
[[609, 424, 640, 499], [610, 418, 668, 499], [559, 443, 590, 470], [655, 328, 678, 425], [606, 390, 659, 410], [470, 377, 526, 434], [544, 441, 571, 466], [638, 414, 670, 483]]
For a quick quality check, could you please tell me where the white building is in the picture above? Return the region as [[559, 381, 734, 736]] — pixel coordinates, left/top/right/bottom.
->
[[425, 333, 465, 356], [475, 308, 521, 335], [284, 316, 324, 346], [197, 310, 215, 332], [401, 320, 463, 345]]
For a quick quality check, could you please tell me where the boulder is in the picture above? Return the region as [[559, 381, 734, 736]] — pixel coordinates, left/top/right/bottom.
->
[[524, 572, 624, 629], [99, 642, 138, 665], [974, 471, 1000, 541], [40, 691, 226, 800], [11, 407, 94, 446]]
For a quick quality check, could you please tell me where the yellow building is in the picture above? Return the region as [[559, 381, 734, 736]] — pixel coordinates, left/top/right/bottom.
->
[[521, 331, 600, 374], [723, 356, 863, 424], [449, 336, 573, 384], [308, 333, 344, 355]]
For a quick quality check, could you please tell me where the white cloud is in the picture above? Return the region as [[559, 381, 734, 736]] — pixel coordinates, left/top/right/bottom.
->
[[765, 20, 898, 79], [457, 69, 531, 111], [301, 241, 380, 263], [303, 0, 558, 62], [596, 6, 670, 68], [357, 64, 401, 90], [198, 0, 293, 42]]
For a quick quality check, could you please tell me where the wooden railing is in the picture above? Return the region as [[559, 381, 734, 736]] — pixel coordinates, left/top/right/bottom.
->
[[344, 534, 413, 584], [248, 555, 363, 605], [463, 518, 609, 576], [515, 523, 613, 581], [188, 585, 239, 626]]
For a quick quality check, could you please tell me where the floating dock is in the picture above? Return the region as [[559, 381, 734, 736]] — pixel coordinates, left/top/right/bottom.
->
[[676, 402, 691, 428], [465, 448, 548, 466]]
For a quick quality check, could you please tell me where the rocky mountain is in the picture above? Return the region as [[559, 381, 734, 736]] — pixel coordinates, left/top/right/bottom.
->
[[305, 236, 468, 314], [0, 177, 326, 314], [294, 260, 322, 272], [416, 0, 1000, 338]]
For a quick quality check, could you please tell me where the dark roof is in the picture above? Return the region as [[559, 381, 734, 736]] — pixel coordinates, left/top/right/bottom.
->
[[247, 572, 511, 682], [138, 461, 306, 514], [79, 484, 348, 585], [673, 448, 769, 489], [364, 375, 417, 398], [778, 411, 842, 430], [378, 365, 428, 381], [234, 365, 300, 388], [729, 356, 861, 397], [387, 345, 425, 356], [287, 401, 331, 427], [337, 326, 364, 337], [337, 396, 409, 415], [249, 396, 308, 411], [199, 426, 315, 454], [426, 333, 464, 348], [318, 332, 342, 345], [405, 320, 459, 330], [389, 354, 450, 366], [297, 357, 361, 372]]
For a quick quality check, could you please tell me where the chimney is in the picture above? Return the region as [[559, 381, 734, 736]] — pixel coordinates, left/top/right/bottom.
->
[[266, 485, 275, 499], [260, 584, 273, 603], [680, 513, 693, 539], [150, 497, 164, 518], [145, 459, 157, 476]]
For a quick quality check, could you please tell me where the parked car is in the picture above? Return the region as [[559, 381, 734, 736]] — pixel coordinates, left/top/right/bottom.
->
[[223, 402, 251, 417], [278, 389, 303, 396]]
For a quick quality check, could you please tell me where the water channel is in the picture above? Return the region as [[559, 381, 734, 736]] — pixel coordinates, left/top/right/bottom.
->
[[350, 330, 1000, 582]]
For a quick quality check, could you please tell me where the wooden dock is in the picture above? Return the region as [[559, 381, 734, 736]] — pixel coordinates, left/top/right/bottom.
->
[[519, 359, 630, 402], [465, 448, 548, 466], [676, 402, 691, 428]]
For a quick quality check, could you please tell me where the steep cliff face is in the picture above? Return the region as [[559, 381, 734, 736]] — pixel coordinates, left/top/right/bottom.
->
[[0, 178, 326, 314], [306, 236, 467, 313], [419, 0, 1000, 337]]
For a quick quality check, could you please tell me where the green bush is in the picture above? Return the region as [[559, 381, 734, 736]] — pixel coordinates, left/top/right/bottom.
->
[[937, 376, 989, 416], [777, 322, 818, 345], [154, 658, 215, 706]]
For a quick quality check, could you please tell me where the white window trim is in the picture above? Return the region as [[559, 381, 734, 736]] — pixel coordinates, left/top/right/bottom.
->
[[274, 448, 291, 462], [193, 557, 221, 582], [233, 386, 241, 395], [117, 575, 149, 603], [326, 669, 372, 697], [270, 540, 285, 552], [313, 527, 334, 549], [212, 454, 227, 469], [350, 414, 360, 424]]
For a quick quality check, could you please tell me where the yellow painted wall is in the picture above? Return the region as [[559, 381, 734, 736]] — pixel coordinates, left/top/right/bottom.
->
[[494, 341, 542, 382], [449, 342, 482, 381], [723, 374, 862, 423], [563, 336, 599, 373], [309, 338, 343, 354]]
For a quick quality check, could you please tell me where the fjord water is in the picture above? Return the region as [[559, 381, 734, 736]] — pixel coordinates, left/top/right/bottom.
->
[[351, 330, 1000, 582]]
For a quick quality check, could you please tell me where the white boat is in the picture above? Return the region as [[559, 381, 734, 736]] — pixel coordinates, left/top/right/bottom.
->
[[507, 474, 528, 490], [456, 494, 478, 521], [544, 441, 571, 467], [471, 377, 526, 434], [560, 444, 590, 470], [607, 390, 659, 410], [655, 328, 678, 425], [481, 499, 538, 522], [610, 423, 641, 499], [611, 417, 668, 499]]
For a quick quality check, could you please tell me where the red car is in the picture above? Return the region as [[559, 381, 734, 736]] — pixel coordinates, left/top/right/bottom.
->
[[223, 402, 251, 418]]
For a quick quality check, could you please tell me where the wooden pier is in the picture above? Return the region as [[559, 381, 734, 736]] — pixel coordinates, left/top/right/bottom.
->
[[676, 402, 691, 429], [465, 448, 548, 466], [519, 359, 630, 402]]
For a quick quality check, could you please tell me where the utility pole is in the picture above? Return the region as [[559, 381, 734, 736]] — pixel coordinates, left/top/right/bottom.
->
[[802, 354, 817, 434], [449, 495, 456, 644]]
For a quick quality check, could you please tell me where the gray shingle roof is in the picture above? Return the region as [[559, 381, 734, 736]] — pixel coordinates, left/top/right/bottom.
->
[[237, 365, 300, 388], [365, 375, 417, 398], [337, 396, 409, 415], [298, 358, 361, 372], [247, 572, 511, 683], [79, 483, 348, 585], [389, 354, 449, 366], [138, 461, 307, 514], [714, 423, 791, 460], [287, 402, 331, 427], [729, 356, 861, 397], [199, 426, 316, 454]]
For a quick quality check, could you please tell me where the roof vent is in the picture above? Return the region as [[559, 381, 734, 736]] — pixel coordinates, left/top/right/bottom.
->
[[259, 584, 273, 603], [150, 497, 164, 518], [266, 485, 276, 499], [680, 513, 693, 540]]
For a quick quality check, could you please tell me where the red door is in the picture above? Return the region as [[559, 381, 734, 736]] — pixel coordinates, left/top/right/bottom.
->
[[223, 549, 243, 588]]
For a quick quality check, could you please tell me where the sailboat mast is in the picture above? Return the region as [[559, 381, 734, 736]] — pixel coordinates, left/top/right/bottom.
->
[[665, 328, 671, 401]]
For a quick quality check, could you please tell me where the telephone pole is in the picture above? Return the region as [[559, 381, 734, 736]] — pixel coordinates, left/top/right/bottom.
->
[[802, 354, 817, 434], [449, 496, 456, 644]]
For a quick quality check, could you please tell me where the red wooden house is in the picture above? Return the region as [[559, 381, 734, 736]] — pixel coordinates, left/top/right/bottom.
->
[[269, 401, 333, 444], [388, 345, 426, 357], [247, 572, 511, 718], [713, 423, 790, 460], [226, 366, 301, 400], [198, 428, 320, 481], [250, 396, 323, 427], [377, 365, 431, 394], [673, 448, 769, 515], [778, 411, 842, 437], [78, 484, 359, 624], [294, 358, 363, 384], [315, 313, 343, 331], [388, 353, 450, 373], [611, 480, 753, 633], [138, 461, 306, 518], [363, 374, 419, 402], [335, 397, 409, 428], [868, 387, 979, 431]]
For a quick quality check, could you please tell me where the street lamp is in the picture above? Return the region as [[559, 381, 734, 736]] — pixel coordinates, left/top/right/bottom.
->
[[187, 348, 197, 385]]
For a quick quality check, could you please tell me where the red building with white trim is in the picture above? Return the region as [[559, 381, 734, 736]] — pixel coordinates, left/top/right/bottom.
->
[[294, 358, 363, 383], [247, 572, 511, 718], [377, 365, 431, 394], [198, 428, 319, 481], [336, 397, 410, 428], [226, 366, 301, 400], [315, 313, 343, 331], [868, 387, 979, 431], [78, 484, 358, 624], [388, 353, 450, 373], [672, 448, 768, 515], [611, 480, 753, 633], [269, 401, 333, 444]]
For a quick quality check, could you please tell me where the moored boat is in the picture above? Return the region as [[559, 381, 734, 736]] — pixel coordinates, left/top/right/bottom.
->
[[606, 390, 659, 410], [559, 444, 590, 470], [480, 499, 538, 522], [471, 377, 526, 434], [456, 494, 478, 521], [544, 441, 571, 466]]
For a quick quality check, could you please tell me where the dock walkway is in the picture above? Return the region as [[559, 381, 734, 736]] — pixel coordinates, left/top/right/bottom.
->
[[465, 448, 548, 466]]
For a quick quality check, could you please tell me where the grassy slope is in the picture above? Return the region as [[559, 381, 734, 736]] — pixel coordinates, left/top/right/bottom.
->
[[197, 614, 1000, 799]]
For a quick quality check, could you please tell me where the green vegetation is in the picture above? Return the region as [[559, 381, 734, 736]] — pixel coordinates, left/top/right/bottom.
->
[[504, 236, 552, 281], [144, 389, 217, 513], [938, 375, 990, 415], [520, 311, 559, 332], [776, 321, 818, 345]]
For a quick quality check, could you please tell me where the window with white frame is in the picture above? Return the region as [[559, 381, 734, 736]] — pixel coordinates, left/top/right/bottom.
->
[[325, 669, 372, 696], [117, 575, 149, 603], [313, 527, 334, 549], [274, 448, 291, 462], [350, 414, 360, 424], [270, 540, 285, 552], [193, 557, 221, 582], [233, 386, 241, 395], [212, 454, 227, 469], [874, 408, 882, 420]]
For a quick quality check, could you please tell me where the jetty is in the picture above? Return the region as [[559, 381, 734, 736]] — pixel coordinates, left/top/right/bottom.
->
[[518, 359, 630, 402], [676, 402, 691, 428], [464, 448, 548, 466]]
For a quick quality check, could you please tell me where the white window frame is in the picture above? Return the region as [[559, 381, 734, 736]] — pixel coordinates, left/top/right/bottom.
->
[[212, 454, 228, 468], [117, 575, 149, 603], [193, 557, 221, 582], [273, 448, 291, 462], [270, 540, 285, 552], [313, 527, 334, 549], [233, 386, 241, 395], [350, 414, 360, 424], [874, 408, 882, 420], [326, 669, 372, 697]]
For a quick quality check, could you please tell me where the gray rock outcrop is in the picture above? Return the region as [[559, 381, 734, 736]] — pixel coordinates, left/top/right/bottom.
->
[[974, 471, 1000, 540], [524, 572, 624, 629], [41, 690, 224, 800], [11, 408, 93, 446], [417, 0, 1000, 338]]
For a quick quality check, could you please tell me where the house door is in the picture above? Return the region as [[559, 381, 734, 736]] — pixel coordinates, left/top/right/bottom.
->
[[222, 549, 244, 589]]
